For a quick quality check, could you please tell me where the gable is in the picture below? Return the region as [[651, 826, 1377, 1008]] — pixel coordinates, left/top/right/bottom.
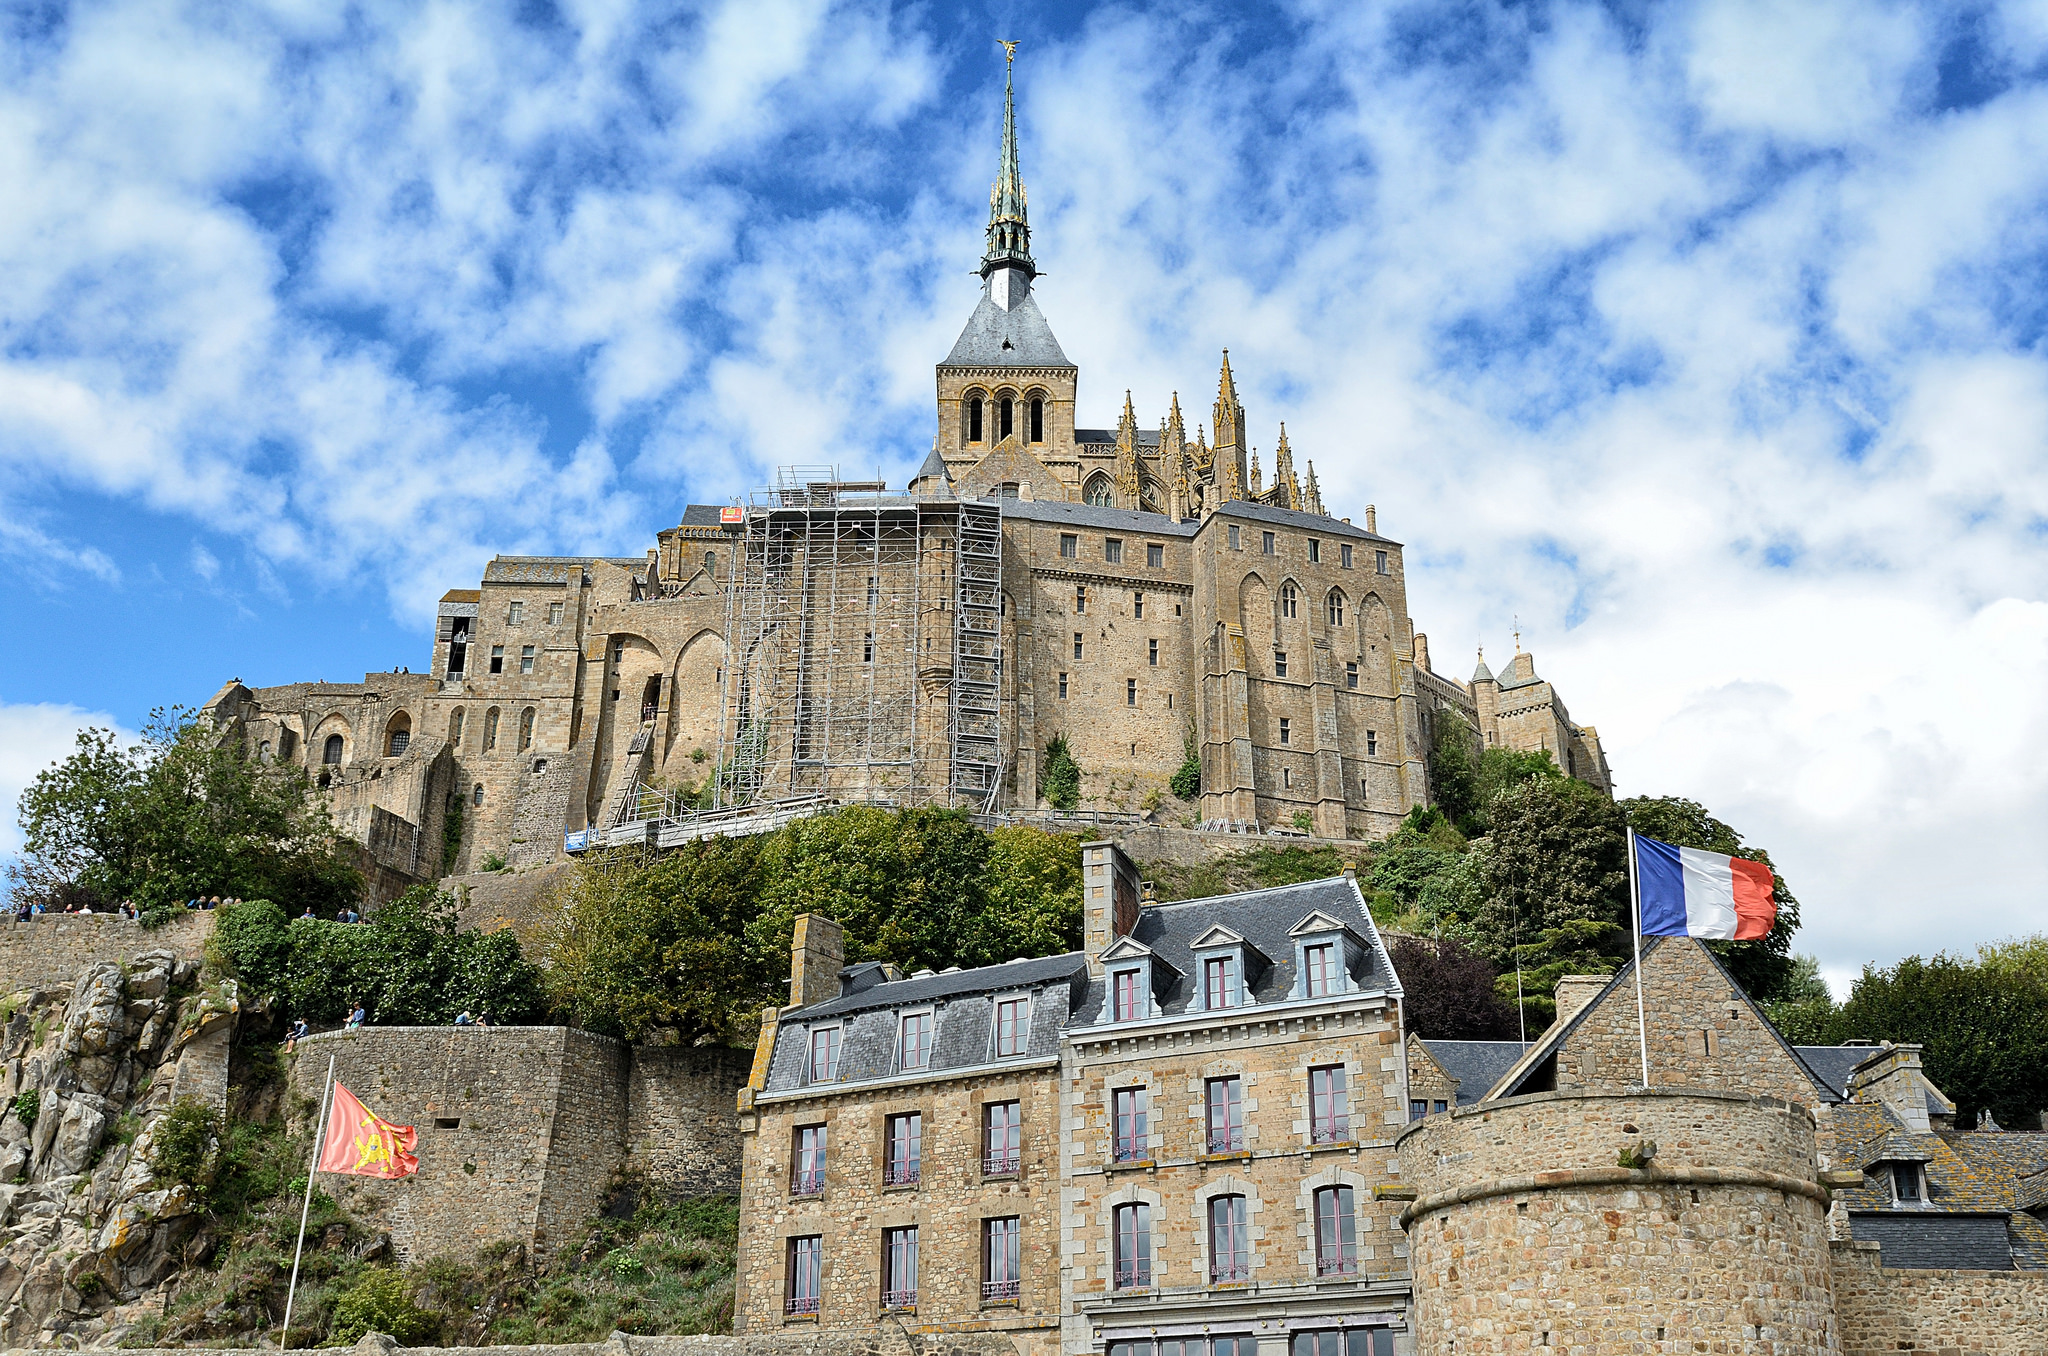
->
[[1098, 935, 1156, 964], [1190, 924, 1247, 950], [959, 443, 1066, 503], [1288, 910, 1355, 939], [1487, 937, 1829, 1108]]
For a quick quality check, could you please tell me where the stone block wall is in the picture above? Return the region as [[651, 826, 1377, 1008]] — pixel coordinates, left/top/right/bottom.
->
[[1829, 1239, 2048, 1354], [0, 912, 213, 996], [111, 1329, 1020, 1356], [625, 1045, 752, 1195], [1396, 1089, 1836, 1356]]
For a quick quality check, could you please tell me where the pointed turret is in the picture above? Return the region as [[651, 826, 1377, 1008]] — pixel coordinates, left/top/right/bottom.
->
[[1472, 645, 1496, 685], [1162, 394, 1190, 518], [1249, 448, 1263, 497], [1303, 459, 1324, 516], [1114, 391, 1142, 507], [1273, 423, 1299, 509], [981, 52, 1035, 285], [1211, 351, 1248, 501]]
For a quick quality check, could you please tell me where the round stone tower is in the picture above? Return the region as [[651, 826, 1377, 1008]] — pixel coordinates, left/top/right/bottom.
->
[[1396, 1088, 1838, 1354]]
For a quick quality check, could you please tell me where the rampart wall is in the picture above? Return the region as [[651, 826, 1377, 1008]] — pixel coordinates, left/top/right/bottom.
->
[[0, 912, 214, 995], [1396, 1088, 1836, 1356], [112, 1328, 1018, 1356], [288, 1027, 749, 1264], [1829, 1239, 2048, 1354]]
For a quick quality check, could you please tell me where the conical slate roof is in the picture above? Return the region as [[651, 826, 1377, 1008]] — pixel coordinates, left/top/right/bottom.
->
[[941, 285, 1072, 368]]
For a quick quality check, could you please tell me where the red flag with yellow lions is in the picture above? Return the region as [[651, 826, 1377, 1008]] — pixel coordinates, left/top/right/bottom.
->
[[316, 1082, 419, 1179]]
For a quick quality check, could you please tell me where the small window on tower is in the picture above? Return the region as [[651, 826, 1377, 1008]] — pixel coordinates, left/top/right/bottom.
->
[[490, 646, 504, 674], [969, 395, 984, 443], [1104, 538, 1123, 564], [1147, 543, 1164, 568], [1058, 672, 1069, 699], [1126, 679, 1137, 707], [549, 601, 564, 625], [1345, 662, 1358, 690], [1376, 549, 1390, 574], [1274, 651, 1287, 678], [1030, 397, 1044, 442], [1278, 717, 1291, 745], [1075, 584, 1087, 613], [1308, 539, 1321, 563], [1366, 730, 1378, 756], [1228, 524, 1241, 550], [1341, 543, 1354, 569], [1074, 633, 1084, 660], [1133, 592, 1143, 619], [1262, 531, 1276, 555], [508, 600, 524, 625], [1000, 396, 1014, 440], [1060, 534, 1078, 559], [1148, 639, 1158, 667]]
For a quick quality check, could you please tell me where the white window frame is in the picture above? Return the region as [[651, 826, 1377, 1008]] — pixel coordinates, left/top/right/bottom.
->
[[806, 1024, 843, 1083], [897, 1009, 934, 1072], [993, 994, 1030, 1058]]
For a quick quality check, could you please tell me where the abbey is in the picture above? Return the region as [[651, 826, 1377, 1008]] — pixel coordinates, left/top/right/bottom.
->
[[203, 62, 1610, 884]]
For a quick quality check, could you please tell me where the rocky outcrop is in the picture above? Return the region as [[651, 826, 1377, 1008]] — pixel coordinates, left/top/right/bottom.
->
[[0, 949, 237, 1347]]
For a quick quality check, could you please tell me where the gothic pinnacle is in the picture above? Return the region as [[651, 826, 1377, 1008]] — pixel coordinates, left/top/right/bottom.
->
[[981, 43, 1036, 280]]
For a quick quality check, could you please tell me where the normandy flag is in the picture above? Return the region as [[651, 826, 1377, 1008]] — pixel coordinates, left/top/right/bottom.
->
[[316, 1082, 420, 1179]]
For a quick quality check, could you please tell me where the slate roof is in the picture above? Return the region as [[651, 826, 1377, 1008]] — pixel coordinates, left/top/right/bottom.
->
[[1794, 1045, 1871, 1100], [1420, 1039, 1531, 1107], [680, 504, 729, 526], [1000, 499, 1197, 535], [1077, 428, 1163, 446], [1073, 875, 1400, 1028], [1849, 1214, 2015, 1270], [912, 445, 951, 484], [1822, 1099, 2048, 1269], [1213, 498, 1391, 543], [941, 286, 1074, 368]]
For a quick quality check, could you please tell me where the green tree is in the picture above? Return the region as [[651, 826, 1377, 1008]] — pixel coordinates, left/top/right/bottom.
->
[[285, 887, 546, 1026], [10, 710, 359, 916], [1471, 776, 1629, 972], [1621, 795, 1804, 1001], [1042, 736, 1081, 811], [1494, 919, 1621, 1032], [1426, 713, 1481, 831], [1837, 951, 2048, 1130], [967, 827, 1083, 966], [210, 898, 294, 999]]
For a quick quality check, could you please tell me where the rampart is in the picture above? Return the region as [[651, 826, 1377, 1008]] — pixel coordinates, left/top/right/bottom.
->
[[1396, 1087, 1836, 1355], [288, 1027, 749, 1264], [108, 1329, 1019, 1356], [0, 911, 214, 995], [1829, 1238, 2048, 1354]]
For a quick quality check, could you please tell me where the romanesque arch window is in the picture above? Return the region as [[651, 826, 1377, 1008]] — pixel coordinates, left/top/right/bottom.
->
[[323, 734, 344, 765], [1029, 395, 1044, 442], [1280, 583, 1298, 619], [449, 708, 466, 749], [1084, 473, 1115, 507], [999, 395, 1014, 441], [482, 707, 500, 753], [704, 551, 717, 576], [518, 707, 536, 752], [968, 393, 985, 444], [1326, 589, 1346, 627]]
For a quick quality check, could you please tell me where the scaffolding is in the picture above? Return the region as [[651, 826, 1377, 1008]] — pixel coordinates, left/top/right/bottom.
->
[[690, 469, 1003, 818]]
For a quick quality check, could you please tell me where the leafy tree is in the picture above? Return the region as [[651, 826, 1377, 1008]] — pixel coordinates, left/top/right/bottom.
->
[[1471, 776, 1629, 972], [1388, 935, 1516, 1039], [1494, 919, 1621, 1032], [544, 837, 770, 1043], [1426, 714, 1481, 831], [1760, 953, 1837, 1044], [1621, 795, 1803, 1001], [1042, 735, 1081, 810], [210, 898, 294, 1000], [1837, 951, 2048, 1131], [285, 887, 546, 1026], [967, 827, 1083, 966], [10, 710, 359, 916]]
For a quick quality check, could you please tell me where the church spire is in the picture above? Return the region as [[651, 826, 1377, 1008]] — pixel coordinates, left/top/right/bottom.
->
[[981, 44, 1036, 282]]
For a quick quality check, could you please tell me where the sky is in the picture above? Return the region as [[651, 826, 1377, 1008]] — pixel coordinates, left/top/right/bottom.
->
[[4, 0, 2047, 994]]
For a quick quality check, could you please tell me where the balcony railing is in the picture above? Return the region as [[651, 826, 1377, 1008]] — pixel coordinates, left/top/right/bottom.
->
[[1211, 1261, 1250, 1284], [1113, 1138, 1147, 1163], [982, 1152, 1020, 1175], [881, 1289, 918, 1310], [1316, 1254, 1359, 1277], [1207, 1130, 1245, 1154], [791, 1170, 823, 1196], [1310, 1119, 1351, 1145], [1113, 1263, 1151, 1290], [981, 1278, 1020, 1302], [884, 1161, 921, 1187], [785, 1295, 819, 1316]]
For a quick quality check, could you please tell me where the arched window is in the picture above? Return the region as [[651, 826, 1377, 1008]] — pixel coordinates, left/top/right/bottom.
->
[[1000, 395, 1014, 441], [518, 707, 536, 752], [322, 734, 344, 765], [1326, 590, 1346, 626], [472, 782, 485, 807], [1140, 481, 1162, 515], [1030, 397, 1044, 442], [1280, 583, 1298, 619], [449, 708, 466, 749], [1084, 473, 1115, 507], [704, 550, 717, 575], [482, 707, 500, 753], [968, 394, 984, 443], [994, 481, 1020, 499], [385, 713, 411, 757], [1209, 1195, 1249, 1284], [258, 740, 271, 762]]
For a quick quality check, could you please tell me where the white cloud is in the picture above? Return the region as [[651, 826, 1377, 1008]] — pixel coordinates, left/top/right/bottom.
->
[[5, 0, 2048, 980], [0, 701, 134, 863]]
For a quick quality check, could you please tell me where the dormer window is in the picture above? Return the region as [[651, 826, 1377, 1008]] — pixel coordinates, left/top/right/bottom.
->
[[1304, 943, 1337, 996], [1204, 955, 1238, 1009], [898, 1011, 933, 1071], [1189, 925, 1262, 1012], [1892, 1162, 1924, 1204], [808, 1026, 842, 1082], [1287, 910, 1366, 1002], [994, 997, 1028, 1057], [1113, 968, 1144, 1022]]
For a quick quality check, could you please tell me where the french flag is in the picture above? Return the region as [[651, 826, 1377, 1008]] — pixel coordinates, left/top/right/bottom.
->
[[1633, 832, 1777, 940]]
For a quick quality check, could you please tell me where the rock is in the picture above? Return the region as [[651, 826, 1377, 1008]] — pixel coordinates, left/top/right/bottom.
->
[[27, 1094, 62, 1174], [59, 967, 127, 1060], [354, 1331, 399, 1356], [123, 959, 172, 1003], [39, 1100, 108, 1182], [0, 1143, 28, 1186]]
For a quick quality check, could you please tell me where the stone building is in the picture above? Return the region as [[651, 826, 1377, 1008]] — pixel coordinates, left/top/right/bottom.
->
[[201, 61, 1609, 881]]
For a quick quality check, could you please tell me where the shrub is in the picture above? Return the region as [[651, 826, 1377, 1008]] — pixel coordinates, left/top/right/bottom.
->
[[210, 898, 292, 998], [1041, 736, 1080, 811], [148, 1098, 219, 1196], [1170, 726, 1200, 801], [12, 1090, 38, 1129], [328, 1268, 438, 1346]]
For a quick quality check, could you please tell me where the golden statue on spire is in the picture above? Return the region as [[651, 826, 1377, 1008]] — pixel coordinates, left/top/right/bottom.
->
[[999, 39, 1019, 66]]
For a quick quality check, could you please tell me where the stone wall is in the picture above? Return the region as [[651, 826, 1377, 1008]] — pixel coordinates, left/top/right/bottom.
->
[[108, 1329, 1019, 1356], [0, 912, 213, 996], [1829, 1239, 2048, 1354], [449, 863, 573, 947], [625, 1045, 752, 1195], [1396, 1088, 1836, 1356]]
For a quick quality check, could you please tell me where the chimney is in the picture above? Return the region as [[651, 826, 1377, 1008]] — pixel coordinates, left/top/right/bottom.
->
[[1551, 975, 1610, 1029], [1847, 1043, 1939, 1132], [1414, 633, 1432, 673], [1082, 840, 1142, 976], [1365, 504, 1377, 533], [788, 913, 845, 1010]]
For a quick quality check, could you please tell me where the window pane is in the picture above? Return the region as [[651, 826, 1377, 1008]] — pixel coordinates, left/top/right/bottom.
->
[[1115, 1203, 1152, 1287], [1115, 1088, 1148, 1161], [1208, 1078, 1243, 1152], [996, 998, 1026, 1056], [1210, 1195, 1248, 1282], [809, 1028, 840, 1081]]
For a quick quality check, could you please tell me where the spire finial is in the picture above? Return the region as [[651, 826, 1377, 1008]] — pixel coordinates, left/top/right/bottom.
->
[[980, 43, 1035, 281]]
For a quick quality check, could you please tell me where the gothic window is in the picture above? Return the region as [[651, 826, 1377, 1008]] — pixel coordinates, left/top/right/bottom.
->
[[385, 714, 411, 757], [322, 734, 344, 765], [518, 707, 536, 751], [1000, 396, 1014, 441], [1280, 584, 1298, 619], [1140, 481, 1162, 514], [483, 707, 500, 753], [1030, 396, 1044, 442], [1327, 590, 1345, 626], [449, 709, 465, 748], [1084, 473, 1115, 507], [968, 394, 984, 444]]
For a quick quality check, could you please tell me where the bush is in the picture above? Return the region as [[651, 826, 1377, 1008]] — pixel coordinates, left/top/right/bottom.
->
[[210, 898, 292, 998], [328, 1268, 439, 1346], [1170, 726, 1200, 801], [149, 1097, 220, 1196], [1041, 736, 1080, 811], [11, 1090, 37, 1129], [287, 887, 547, 1026]]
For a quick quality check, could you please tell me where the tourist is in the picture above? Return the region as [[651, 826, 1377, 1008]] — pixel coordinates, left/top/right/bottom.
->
[[284, 1018, 308, 1052], [346, 1002, 366, 1030], [300, 906, 317, 921], [454, 1011, 474, 1027]]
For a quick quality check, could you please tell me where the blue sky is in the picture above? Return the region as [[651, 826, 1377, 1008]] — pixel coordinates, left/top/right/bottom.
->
[[5, 0, 2048, 991]]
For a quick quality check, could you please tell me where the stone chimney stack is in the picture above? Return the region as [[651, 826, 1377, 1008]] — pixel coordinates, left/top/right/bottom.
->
[[789, 913, 845, 1010], [1847, 1043, 1939, 1132], [1082, 841, 1142, 976], [1366, 504, 1377, 534], [1551, 975, 1611, 1030]]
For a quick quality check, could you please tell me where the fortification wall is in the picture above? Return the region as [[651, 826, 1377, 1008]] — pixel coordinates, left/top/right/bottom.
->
[[109, 1329, 1019, 1356], [1396, 1088, 1836, 1356], [1829, 1239, 2048, 1354], [624, 1045, 751, 1195], [0, 912, 213, 996]]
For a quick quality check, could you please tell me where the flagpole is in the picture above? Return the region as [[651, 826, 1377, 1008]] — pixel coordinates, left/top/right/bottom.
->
[[1628, 828, 1650, 1088], [281, 1053, 336, 1350]]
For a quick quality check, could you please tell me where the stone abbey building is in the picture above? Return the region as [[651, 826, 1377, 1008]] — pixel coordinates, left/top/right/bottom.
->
[[201, 60, 1609, 884]]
